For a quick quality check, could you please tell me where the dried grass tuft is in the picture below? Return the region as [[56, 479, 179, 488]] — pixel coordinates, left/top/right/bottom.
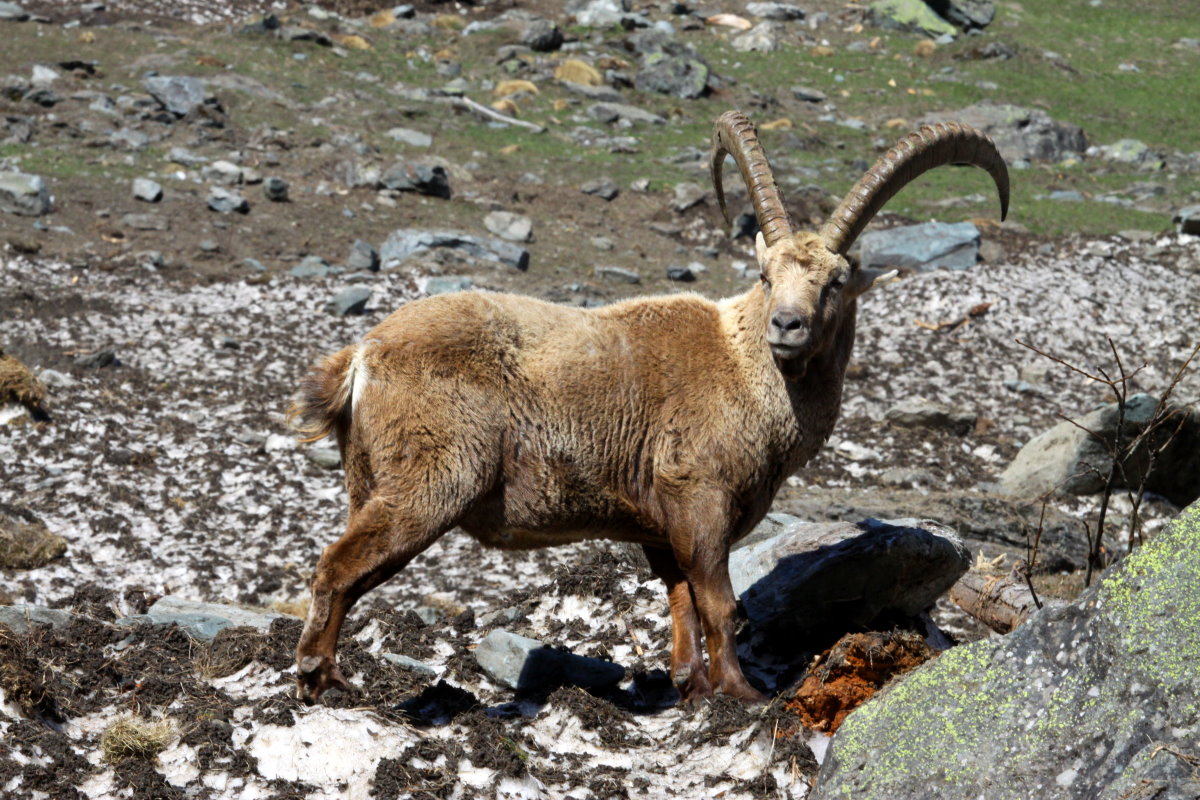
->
[[100, 716, 177, 763]]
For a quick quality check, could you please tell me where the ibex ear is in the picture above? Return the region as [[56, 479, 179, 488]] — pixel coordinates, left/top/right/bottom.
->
[[846, 267, 899, 299], [754, 231, 769, 269]]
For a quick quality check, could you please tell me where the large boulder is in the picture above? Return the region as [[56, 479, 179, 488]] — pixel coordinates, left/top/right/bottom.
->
[[815, 501, 1200, 800], [858, 221, 981, 271], [925, 103, 1087, 163], [772, 488, 1095, 573], [999, 394, 1200, 507], [729, 517, 970, 649]]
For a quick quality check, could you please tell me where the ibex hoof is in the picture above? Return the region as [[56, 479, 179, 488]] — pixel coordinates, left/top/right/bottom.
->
[[295, 654, 354, 704]]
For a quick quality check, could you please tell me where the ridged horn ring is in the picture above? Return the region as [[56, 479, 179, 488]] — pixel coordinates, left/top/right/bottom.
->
[[820, 121, 1010, 256], [710, 110, 793, 248]]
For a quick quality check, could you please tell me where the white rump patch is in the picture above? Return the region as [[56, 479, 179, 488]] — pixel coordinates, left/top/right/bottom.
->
[[347, 343, 370, 413]]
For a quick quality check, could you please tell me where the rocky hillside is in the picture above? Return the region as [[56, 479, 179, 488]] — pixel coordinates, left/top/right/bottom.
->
[[1, 0, 1199, 798]]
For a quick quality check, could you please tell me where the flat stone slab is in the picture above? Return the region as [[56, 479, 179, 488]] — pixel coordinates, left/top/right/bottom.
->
[[117, 595, 284, 641]]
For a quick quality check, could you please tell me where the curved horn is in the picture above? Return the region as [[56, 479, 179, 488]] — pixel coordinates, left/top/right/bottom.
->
[[710, 110, 793, 248], [820, 121, 1010, 256]]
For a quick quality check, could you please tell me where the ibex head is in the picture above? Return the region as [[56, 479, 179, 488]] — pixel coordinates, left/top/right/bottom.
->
[[710, 112, 1009, 374]]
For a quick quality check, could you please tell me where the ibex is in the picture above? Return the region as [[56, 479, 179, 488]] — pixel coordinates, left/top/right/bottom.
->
[[291, 111, 1008, 704]]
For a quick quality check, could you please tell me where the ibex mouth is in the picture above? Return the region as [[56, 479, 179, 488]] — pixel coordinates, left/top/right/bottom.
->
[[771, 346, 810, 378]]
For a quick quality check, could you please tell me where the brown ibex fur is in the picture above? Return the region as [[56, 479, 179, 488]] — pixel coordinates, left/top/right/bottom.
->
[[291, 113, 1009, 705]]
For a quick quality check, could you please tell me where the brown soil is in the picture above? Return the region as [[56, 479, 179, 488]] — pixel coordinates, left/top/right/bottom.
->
[[783, 630, 937, 733]]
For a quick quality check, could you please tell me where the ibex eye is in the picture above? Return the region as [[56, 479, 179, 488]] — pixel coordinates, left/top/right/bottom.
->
[[760, 274, 772, 291]]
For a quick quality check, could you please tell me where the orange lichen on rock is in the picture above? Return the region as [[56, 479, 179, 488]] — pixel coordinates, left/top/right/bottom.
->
[[784, 631, 936, 733]]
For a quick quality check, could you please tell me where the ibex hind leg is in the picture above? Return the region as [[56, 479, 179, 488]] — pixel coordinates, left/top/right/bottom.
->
[[295, 496, 450, 703], [642, 544, 712, 703]]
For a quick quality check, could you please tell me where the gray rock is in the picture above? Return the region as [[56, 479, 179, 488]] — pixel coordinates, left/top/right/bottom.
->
[[521, 18, 563, 52], [291, 255, 331, 278], [306, 447, 341, 469], [74, 349, 116, 368], [594, 265, 641, 284], [110, 128, 150, 150], [346, 239, 379, 271], [1047, 189, 1084, 202], [168, 147, 208, 167], [198, 239, 220, 253], [884, 398, 976, 434], [243, 257, 267, 272], [633, 54, 709, 99], [474, 628, 625, 691], [774, 487, 1094, 574], [0, 605, 83, 634], [729, 517, 969, 651], [568, 0, 633, 27], [587, 102, 666, 125], [926, 103, 1087, 163], [381, 652, 437, 676], [132, 178, 162, 203], [559, 81, 621, 103], [143, 75, 207, 117], [999, 394, 1200, 507], [666, 263, 699, 282], [327, 286, 371, 316], [1172, 205, 1200, 235], [859, 221, 981, 271], [732, 21, 783, 52], [202, 160, 244, 185], [424, 276, 474, 295], [672, 182, 707, 212], [746, 2, 806, 20], [581, 177, 619, 200], [279, 26, 333, 46], [484, 210, 533, 242], [0, 171, 50, 216], [867, 0, 957, 37], [117, 595, 284, 641], [925, 0, 995, 30], [792, 85, 828, 103], [0, 3, 29, 21], [121, 212, 169, 231], [385, 127, 432, 148], [379, 162, 451, 198], [207, 187, 249, 214], [381, 229, 530, 271], [263, 176, 289, 202], [814, 502, 1200, 800], [29, 64, 57, 87]]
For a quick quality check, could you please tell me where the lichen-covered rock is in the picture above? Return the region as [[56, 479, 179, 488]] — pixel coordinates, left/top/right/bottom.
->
[[814, 501, 1200, 800], [867, 0, 957, 38]]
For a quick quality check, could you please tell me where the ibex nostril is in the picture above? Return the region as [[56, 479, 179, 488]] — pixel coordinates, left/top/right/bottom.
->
[[771, 311, 807, 332]]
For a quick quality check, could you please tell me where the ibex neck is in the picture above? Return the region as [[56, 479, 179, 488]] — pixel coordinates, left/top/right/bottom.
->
[[720, 282, 774, 362]]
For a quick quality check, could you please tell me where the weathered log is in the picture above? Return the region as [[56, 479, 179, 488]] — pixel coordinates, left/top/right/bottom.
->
[[948, 565, 1063, 634]]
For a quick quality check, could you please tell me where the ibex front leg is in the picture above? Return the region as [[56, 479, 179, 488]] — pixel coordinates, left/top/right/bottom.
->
[[665, 493, 766, 704]]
